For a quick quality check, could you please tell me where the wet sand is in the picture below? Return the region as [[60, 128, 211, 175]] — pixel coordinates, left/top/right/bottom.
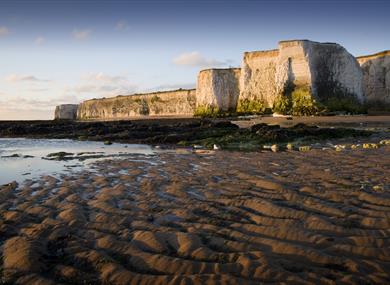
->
[[1, 146, 390, 284]]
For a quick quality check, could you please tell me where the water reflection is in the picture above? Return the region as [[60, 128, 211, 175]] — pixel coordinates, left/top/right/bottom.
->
[[0, 138, 155, 185]]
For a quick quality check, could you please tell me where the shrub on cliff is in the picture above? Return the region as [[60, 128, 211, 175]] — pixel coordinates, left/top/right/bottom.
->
[[273, 95, 291, 115], [150, 95, 161, 104], [291, 87, 321, 116], [134, 98, 149, 115], [325, 96, 367, 114], [365, 100, 390, 112], [194, 106, 239, 118], [237, 98, 266, 115], [194, 105, 221, 118]]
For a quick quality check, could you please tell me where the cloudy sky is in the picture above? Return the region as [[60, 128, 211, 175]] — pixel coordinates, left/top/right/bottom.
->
[[1, 0, 389, 120]]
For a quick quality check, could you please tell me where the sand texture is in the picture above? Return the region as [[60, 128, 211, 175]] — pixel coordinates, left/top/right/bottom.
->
[[1, 147, 390, 284]]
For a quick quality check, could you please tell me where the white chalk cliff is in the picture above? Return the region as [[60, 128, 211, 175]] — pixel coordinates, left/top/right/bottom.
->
[[54, 104, 78, 120], [357, 51, 390, 105], [239, 40, 364, 108], [196, 68, 240, 111], [55, 39, 389, 120]]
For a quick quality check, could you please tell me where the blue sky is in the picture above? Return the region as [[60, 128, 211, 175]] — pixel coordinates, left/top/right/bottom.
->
[[1, 0, 389, 119]]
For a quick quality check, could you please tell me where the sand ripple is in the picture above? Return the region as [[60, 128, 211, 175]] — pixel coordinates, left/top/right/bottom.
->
[[1, 147, 390, 284]]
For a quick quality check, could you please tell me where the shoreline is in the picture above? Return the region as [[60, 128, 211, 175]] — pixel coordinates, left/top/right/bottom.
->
[[1, 115, 389, 150]]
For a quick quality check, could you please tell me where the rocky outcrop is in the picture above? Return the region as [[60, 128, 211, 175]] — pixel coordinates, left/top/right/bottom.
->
[[77, 89, 196, 120], [239, 40, 364, 108], [54, 104, 78, 120], [357, 51, 390, 105], [196, 68, 240, 111]]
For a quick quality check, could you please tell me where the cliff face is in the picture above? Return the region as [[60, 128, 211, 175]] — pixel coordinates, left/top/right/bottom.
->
[[54, 104, 78, 120], [77, 89, 196, 120], [196, 68, 240, 111], [357, 51, 390, 105], [239, 49, 280, 107], [239, 40, 364, 108], [55, 40, 389, 120], [300, 41, 364, 103]]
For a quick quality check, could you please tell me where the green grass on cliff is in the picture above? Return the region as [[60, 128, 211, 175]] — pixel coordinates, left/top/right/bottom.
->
[[236, 98, 267, 115], [291, 87, 322, 116], [272, 95, 291, 115], [194, 105, 239, 118], [194, 106, 222, 118]]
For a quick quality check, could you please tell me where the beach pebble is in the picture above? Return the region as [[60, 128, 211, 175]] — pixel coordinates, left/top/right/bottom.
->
[[379, 139, 390, 145], [299, 146, 311, 152], [335, 144, 346, 152], [363, 143, 379, 149], [372, 185, 384, 192]]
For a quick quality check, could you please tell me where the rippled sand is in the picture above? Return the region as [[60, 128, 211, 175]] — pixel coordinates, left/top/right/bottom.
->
[[1, 147, 390, 284]]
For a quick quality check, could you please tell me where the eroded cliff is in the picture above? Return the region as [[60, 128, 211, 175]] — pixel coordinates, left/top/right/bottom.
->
[[357, 51, 390, 106], [196, 68, 240, 111], [54, 104, 78, 120], [77, 89, 196, 120], [55, 39, 390, 120], [239, 40, 364, 110], [239, 49, 281, 107]]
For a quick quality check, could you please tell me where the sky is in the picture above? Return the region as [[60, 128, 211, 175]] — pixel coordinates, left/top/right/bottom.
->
[[0, 0, 389, 120]]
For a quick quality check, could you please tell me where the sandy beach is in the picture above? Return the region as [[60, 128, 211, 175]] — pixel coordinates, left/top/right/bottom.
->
[[1, 145, 389, 284], [2, 0, 390, 284]]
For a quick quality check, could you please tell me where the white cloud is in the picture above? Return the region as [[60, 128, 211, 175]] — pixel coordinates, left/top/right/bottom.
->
[[173, 51, 230, 68], [115, 20, 129, 31], [145, 83, 196, 93], [5, 74, 51, 83], [0, 95, 79, 112], [72, 29, 92, 40], [81, 72, 127, 83], [66, 72, 138, 97], [29, 88, 49, 92], [35, 36, 45, 45], [0, 26, 9, 37]]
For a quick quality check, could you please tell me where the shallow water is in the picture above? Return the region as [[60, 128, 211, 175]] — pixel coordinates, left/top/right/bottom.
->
[[0, 138, 155, 185]]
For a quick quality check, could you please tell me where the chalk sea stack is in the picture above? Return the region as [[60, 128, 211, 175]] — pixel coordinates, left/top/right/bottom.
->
[[54, 104, 78, 120]]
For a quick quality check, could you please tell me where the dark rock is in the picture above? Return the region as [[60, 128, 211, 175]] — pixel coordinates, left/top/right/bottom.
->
[[212, 121, 239, 129]]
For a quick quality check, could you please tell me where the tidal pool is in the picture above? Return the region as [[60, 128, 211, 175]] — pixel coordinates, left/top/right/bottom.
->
[[0, 138, 155, 185]]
